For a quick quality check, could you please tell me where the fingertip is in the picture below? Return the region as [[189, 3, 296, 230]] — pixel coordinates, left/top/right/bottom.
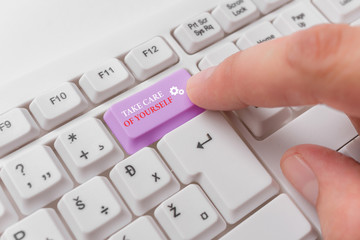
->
[[186, 66, 217, 107], [281, 144, 360, 239], [280, 150, 318, 205]]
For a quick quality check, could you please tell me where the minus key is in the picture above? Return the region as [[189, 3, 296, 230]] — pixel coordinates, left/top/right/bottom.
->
[[103, 69, 204, 154]]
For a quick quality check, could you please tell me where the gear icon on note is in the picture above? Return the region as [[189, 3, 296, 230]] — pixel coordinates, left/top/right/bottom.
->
[[169, 86, 179, 96]]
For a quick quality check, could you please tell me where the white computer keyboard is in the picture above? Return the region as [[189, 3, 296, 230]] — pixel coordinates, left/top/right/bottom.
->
[[1, 0, 360, 239]]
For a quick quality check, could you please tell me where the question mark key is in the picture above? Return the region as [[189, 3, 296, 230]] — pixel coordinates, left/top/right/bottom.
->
[[1, 145, 73, 215]]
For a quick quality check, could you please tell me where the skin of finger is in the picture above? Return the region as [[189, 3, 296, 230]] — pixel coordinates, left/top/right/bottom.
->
[[281, 144, 360, 240], [187, 25, 360, 118]]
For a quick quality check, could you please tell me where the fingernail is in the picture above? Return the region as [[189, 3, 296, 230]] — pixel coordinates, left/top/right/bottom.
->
[[281, 154, 319, 205]]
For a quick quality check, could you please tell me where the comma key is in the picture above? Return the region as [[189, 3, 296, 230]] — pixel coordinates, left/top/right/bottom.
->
[[1, 145, 73, 215], [103, 69, 204, 154]]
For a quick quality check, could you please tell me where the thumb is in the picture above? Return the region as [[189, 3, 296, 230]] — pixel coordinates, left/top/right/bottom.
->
[[281, 144, 360, 240]]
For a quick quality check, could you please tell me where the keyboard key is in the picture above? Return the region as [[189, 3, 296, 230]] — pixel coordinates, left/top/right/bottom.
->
[[109, 216, 167, 240], [243, 105, 357, 231], [155, 184, 226, 240], [212, 0, 260, 33], [235, 106, 292, 139], [174, 13, 225, 54], [290, 105, 311, 112], [273, 2, 328, 35], [157, 111, 279, 224], [251, 0, 291, 14], [55, 118, 124, 183], [104, 69, 204, 154], [198, 42, 239, 70], [29, 82, 88, 130], [220, 194, 317, 240], [1, 208, 72, 240], [0, 186, 18, 233], [313, 0, 360, 23], [125, 37, 178, 81], [1, 145, 73, 215], [110, 147, 179, 215], [79, 58, 135, 104], [339, 136, 360, 163], [58, 176, 132, 240], [236, 21, 282, 50], [0, 108, 40, 157], [351, 18, 360, 26]]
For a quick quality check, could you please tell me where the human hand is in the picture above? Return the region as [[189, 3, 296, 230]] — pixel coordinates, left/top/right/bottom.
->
[[187, 24, 360, 240]]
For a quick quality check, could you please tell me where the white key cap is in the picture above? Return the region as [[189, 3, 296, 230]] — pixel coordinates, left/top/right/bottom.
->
[[55, 118, 124, 183], [110, 147, 179, 215], [155, 184, 226, 240], [158, 111, 279, 223], [251, 0, 291, 14], [241, 105, 357, 232], [198, 42, 239, 70], [273, 2, 328, 35], [1, 145, 73, 215], [313, 0, 360, 23], [220, 194, 317, 240], [212, 0, 260, 33], [174, 13, 225, 54], [29, 82, 88, 130], [0, 108, 40, 157], [351, 18, 360, 26], [339, 136, 360, 163], [236, 107, 292, 139], [109, 216, 167, 240], [1, 208, 72, 240], [124, 37, 178, 81], [290, 105, 311, 112], [79, 58, 135, 104], [58, 176, 132, 240], [236, 21, 282, 50], [0, 186, 18, 233]]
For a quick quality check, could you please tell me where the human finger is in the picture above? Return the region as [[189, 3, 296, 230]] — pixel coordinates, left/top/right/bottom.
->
[[281, 144, 360, 240], [187, 24, 360, 119]]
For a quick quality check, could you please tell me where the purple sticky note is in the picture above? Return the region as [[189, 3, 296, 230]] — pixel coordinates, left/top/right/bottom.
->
[[104, 69, 204, 154]]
